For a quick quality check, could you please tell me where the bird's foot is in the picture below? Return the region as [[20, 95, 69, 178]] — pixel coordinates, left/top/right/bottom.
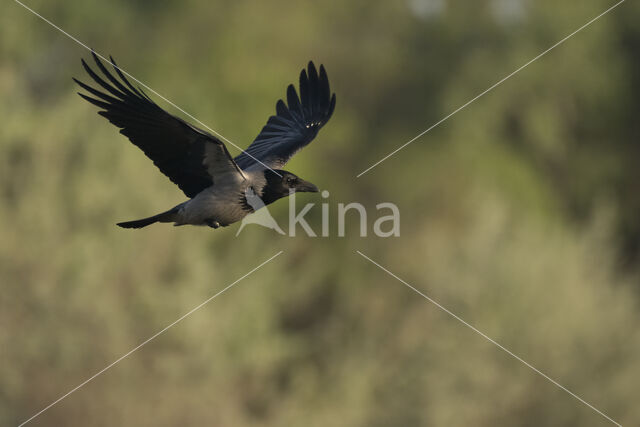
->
[[205, 219, 221, 229]]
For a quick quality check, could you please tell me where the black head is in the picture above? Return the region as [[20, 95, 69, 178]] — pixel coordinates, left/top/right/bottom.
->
[[261, 169, 318, 205]]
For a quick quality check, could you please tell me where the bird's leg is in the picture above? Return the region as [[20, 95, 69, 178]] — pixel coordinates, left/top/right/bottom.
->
[[205, 219, 220, 229]]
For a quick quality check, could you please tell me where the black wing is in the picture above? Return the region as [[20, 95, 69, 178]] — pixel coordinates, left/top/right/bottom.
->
[[74, 52, 245, 198], [234, 61, 336, 170]]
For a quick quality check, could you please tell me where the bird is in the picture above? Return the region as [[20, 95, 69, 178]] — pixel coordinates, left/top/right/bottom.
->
[[73, 52, 336, 229]]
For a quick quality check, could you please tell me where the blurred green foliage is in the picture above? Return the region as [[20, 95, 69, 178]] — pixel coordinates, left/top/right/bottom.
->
[[2, 0, 640, 425]]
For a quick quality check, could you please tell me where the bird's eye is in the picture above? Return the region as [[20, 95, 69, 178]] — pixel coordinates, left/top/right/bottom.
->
[[286, 177, 295, 185]]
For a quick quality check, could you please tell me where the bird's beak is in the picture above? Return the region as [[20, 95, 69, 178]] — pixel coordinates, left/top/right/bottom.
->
[[297, 179, 319, 193]]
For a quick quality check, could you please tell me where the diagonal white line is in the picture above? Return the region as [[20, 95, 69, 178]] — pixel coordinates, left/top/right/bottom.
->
[[18, 250, 284, 427], [356, 250, 622, 426], [13, 0, 282, 177], [356, 0, 626, 178]]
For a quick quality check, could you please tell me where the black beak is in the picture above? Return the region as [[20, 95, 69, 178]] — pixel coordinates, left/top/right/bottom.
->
[[297, 179, 319, 193]]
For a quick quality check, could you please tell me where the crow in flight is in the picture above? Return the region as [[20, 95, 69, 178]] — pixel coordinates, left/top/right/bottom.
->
[[74, 53, 335, 229]]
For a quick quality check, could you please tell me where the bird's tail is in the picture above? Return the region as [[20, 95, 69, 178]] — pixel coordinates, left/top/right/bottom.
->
[[117, 206, 179, 229]]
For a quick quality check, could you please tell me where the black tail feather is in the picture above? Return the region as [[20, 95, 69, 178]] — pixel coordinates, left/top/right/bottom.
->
[[117, 216, 161, 229], [117, 207, 179, 229]]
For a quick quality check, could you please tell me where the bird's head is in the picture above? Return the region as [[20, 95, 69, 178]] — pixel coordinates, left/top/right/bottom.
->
[[261, 169, 318, 204]]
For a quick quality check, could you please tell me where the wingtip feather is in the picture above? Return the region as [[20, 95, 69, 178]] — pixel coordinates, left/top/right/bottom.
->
[[286, 84, 301, 110], [307, 61, 316, 74]]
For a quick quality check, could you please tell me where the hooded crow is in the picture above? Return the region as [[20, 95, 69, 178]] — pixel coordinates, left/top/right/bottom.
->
[[74, 53, 335, 229]]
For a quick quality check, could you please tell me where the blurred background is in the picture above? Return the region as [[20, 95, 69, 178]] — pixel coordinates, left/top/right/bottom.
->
[[2, 0, 640, 425]]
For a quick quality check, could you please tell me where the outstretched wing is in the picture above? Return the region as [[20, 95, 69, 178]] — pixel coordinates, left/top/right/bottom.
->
[[74, 52, 245, 198], [234, 61, 336, 171]]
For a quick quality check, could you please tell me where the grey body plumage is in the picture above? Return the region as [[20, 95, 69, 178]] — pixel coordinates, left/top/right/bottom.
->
[[74, 53, 334, 229]]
